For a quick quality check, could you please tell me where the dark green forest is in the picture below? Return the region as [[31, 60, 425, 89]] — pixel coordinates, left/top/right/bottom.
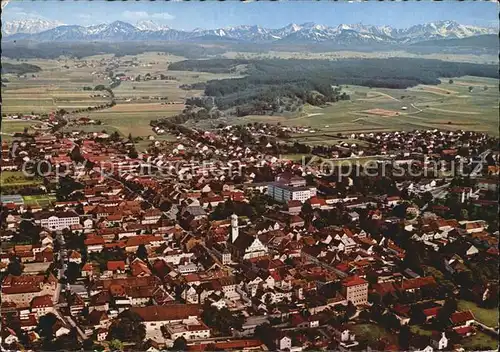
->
[[1, 63, 42, 75]]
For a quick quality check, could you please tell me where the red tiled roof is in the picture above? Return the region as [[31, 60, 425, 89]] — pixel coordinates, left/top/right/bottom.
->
[[125, 235, 163, 247], [82, 263, 93, 273], [453, 326, 474, 335], [130, 260, 151, 277], [130, 304, 201, 322], [450, 310, 475, 325], [291, 314, 306, 326], [342, 276, 368, 287], [392, 304, 410, 316], [423, 307, 441, 317], [335, 263, 350, 272], [290, 215, 304, 224], [288, 200, 302, 208], [184, 273, 201, 282], [84, 235, 105, 246], [486, 248, 499, 256], [400, 276, 437, 290], [31, 295, 54, 308], [107, 261, 125, 271], [69, 251, 82, 259], [372, 282, 397, 296], [188, 339, 263, 351], [106, 214, 123, 221], [144, 208, 162, 217], [309, 196, 327, 206]]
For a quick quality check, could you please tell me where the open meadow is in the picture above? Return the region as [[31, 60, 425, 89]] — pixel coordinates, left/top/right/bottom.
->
[[1, 57, 111, 115], [22, 194, 57, 208], [291, 76, 498, 135], [71, 103, 185, 137], [461, 331, 498, 351], [216, 75, 498, 139], [457, 300, 499, 328], [1, 120, 43, 141]]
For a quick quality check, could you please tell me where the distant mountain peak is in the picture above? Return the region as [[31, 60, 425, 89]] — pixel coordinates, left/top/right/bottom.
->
[[136, 20, 170, 32], [1, 18, 65, 35], [2, 19, 496, 45]]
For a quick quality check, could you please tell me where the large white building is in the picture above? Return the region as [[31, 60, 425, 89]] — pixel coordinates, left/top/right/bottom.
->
[[267, 183, 317, 203], [341, 276, 368, 306], [33, 211, 80, 231]]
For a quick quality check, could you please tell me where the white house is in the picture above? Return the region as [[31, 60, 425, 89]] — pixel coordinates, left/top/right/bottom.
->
[[2, 332, 19, 345], [83, 218, 93, 229], [465, 245, 479, 256], [55, 326, 71, 338], [431, 332, 449, 351], [331, 325, 359, 351], [276, 335, 292, 351]]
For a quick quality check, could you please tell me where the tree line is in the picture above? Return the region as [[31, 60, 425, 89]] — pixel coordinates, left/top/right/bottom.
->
[[1, 62, 42, 75], [2, 41, 227, 60]]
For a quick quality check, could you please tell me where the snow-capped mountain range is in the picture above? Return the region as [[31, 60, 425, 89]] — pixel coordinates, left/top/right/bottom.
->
[[135, 20, 171, 32], [2, 19, 65, 36], [2, 19, 496, 45]]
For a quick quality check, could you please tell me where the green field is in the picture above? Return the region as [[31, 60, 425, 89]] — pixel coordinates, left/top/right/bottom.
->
[[113, 70, 242, 102], [351, 323, 397, 344], [72, 102, 184, 137], [458, 300, 499, 328], [23, 194, 57, 208], [1, 56, 112, 115], [1, 53, 178, 116], [135, 133, 179, 152], [285, 77, 499, 137], [2, 53, 243, 140], [461, 331, 498, 351], [0, 171, 43, 193], [196, 76, 498, 138], [410, 325, 433, 337], [1, 120, 43, 141]]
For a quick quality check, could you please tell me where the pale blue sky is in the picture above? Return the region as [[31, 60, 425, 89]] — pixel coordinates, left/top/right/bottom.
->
[[2, 1, 498, 30]]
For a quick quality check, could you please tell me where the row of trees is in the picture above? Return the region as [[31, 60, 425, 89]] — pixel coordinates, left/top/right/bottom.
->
[[71, 101, 116, 115]]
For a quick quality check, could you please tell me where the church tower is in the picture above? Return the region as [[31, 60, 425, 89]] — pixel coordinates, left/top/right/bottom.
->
[[231, 214, 239, 243]]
